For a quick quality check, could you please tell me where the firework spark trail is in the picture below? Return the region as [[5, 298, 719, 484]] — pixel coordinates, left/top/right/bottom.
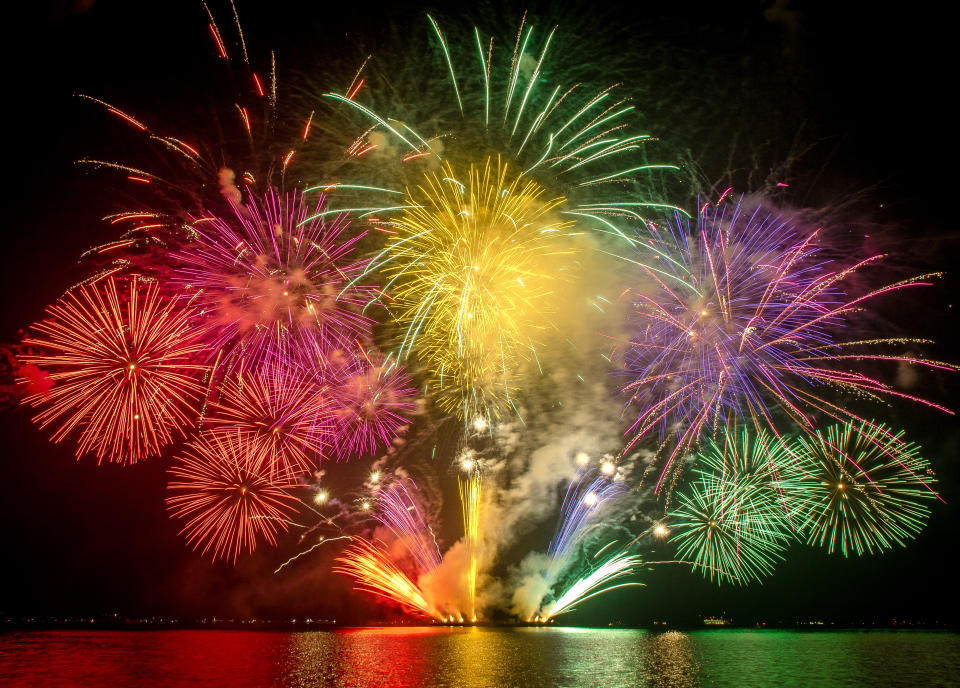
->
[[166, 429, 300, 563], [21, 276, 207, 464], [616, 197, 957, 492], [458, 471, 482, 620], [539, 548, 643, 620], [788, 420, 938, 556], [371, 478, 442, 575], [333, 537, 438, 618]]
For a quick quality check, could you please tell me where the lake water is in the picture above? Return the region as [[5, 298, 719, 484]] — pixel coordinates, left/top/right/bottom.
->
[[1, 627, 958, 687]]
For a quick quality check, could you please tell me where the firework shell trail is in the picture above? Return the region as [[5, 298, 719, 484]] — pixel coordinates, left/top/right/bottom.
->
[[20, 275, 208, 465], [458, 470, 482, 620]]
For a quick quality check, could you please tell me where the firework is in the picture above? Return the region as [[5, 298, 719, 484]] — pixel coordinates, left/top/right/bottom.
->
[[459, 469, 483, 620], [328, 347, 417, 459], [371, 478, 442, 575], [548, 464, 628, 563], [539, 548, 643, 620], [617, 197, 956, 491], [76, 1, 349, 221], [205, 355, 333, 476], [318, 16, 680, 421], [20, 276, 206, 464], [166, 430, 300, 562], [788, 421, 938, 556], [697, 426, 809, 515], [380, 157, 577, 421], [334, 536, 437, 618], [172, 189, 376, 371], [669, 469, 792, 585]]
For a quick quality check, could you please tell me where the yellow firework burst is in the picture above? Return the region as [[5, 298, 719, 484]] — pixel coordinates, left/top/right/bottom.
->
[[382, 155, 576, 420]]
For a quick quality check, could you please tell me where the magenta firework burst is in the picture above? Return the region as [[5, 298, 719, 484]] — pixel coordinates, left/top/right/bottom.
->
[[616, 197, 955, 491], [328, 347, 417, 460], [173, 189, 377, 371]]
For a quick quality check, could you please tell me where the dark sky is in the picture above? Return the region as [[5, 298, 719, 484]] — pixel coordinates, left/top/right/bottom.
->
[[1, 0, 957, 626]]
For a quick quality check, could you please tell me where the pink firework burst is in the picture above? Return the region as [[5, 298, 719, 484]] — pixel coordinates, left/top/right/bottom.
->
[[173, 189, 377, 372], [328, 346, 417, 460], [616, 198, 956, 491], [166, 429, 301, 563], [20, 276, 207, 465]]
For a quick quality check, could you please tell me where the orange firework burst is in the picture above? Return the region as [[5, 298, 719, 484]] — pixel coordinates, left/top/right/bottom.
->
[[166, 430, 301, 563], [20, 276, 207, 464]]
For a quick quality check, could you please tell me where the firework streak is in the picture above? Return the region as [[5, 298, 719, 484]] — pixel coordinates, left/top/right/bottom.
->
[[459, 471, 482, 620]]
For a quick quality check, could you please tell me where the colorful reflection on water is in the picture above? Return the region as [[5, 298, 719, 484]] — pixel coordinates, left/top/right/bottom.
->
[[1, 628, 958, 687]]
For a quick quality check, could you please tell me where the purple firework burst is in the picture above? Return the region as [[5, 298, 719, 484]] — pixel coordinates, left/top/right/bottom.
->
[[615, 197, 954, 491]]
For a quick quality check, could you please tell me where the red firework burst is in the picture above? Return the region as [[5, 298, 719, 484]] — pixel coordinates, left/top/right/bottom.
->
[[205, 355, 334, 476], [20, 276, 207, 464], [166, 430, 301, 562]]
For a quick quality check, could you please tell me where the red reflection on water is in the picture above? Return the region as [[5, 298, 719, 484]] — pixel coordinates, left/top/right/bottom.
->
[[329, 626, 452, 686], [0, 630, 289, 688]]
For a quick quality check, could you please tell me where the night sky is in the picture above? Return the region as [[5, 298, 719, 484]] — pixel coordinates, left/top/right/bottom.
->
[[1, 0, 957, 626]]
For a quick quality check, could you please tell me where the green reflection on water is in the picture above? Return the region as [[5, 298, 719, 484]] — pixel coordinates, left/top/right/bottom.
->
[[280, 628, 960, 688]]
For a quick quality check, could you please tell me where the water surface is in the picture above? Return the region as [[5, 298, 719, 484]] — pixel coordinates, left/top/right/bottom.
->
[[1, 627, 958, 687]]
